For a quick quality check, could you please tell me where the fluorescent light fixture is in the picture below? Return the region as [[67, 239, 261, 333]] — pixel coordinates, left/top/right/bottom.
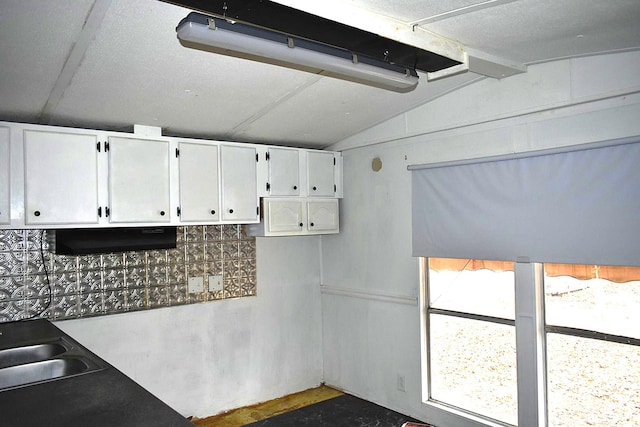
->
[[176, 13, 419, 91]]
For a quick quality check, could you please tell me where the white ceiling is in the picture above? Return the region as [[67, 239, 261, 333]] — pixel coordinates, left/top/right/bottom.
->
[[0, 0, 638, 148]]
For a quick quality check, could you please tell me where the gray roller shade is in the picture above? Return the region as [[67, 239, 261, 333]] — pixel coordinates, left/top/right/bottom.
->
[[410, 137, 640, 266]]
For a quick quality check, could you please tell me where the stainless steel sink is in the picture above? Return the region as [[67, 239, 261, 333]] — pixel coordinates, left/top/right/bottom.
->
[[0, 342, 67, 369], [0, 358, 90, 389], [0, 320, 108, 392]]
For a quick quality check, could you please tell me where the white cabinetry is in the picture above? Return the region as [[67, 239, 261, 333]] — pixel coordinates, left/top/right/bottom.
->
[[267, 147, 300, 196], [307, 151, 336, 197], [178, 142, 219, 222], [261, 148, 340, 198], [220, 145, 258, 222], [246, 198, 339, 236], [24, 130, 100, 225], [1, 121, 340, 229], [307, 199, 340, 233], [0, 127, 9, 225], [108, 136, 170, 223], [264, 199, 304, 233]]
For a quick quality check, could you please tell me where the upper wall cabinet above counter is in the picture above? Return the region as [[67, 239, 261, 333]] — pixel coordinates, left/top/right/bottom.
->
[[0, 121, 342, 230], [257, 146, 343, 199], [24, 129, 100, 225]]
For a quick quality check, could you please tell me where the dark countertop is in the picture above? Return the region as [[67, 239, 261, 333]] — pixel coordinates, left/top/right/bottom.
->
[[0, 365, 193, 426], [0, 319, 193, 427]]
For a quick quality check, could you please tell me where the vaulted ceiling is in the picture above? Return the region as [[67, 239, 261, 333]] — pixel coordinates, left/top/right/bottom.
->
[[1, 0, 638, 148]]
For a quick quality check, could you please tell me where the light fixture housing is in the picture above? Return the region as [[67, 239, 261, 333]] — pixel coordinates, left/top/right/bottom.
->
[[176, 12, 420, 91]]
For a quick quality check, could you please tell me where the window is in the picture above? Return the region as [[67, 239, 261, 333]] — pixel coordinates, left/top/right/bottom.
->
[[544, 264, 640, 427], [426, 258, 517, 425], [423, 259, 640, 426], [412, 138, 640, 425]]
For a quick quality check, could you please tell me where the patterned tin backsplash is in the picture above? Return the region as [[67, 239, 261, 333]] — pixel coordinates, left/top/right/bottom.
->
[[0, 226, 256, 322]]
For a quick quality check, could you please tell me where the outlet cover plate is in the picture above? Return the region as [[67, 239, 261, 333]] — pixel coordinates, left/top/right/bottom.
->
[[397, 374, 406, 392], [188, 276, 204, 293], [209, 275, 223, 292]]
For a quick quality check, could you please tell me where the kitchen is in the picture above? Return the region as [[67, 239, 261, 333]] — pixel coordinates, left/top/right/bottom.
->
[[1, 1, 639, 426]]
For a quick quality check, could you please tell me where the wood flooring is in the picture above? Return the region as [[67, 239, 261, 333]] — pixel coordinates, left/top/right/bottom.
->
[[190, 385, 344, 427]]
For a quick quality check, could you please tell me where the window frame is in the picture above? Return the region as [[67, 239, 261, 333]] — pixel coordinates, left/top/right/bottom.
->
[[421, 258, 547, 427], [422, 258, 640, 427]]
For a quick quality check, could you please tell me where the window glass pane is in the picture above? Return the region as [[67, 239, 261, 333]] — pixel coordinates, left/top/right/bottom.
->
[[545, 263, 640, 338], [547, 334, 640, 427], [429, 314, 517, 425], [429, 258, 515, 319], [544, 263, 640, 426]]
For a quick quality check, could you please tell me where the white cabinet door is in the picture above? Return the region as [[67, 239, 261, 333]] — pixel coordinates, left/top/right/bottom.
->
[[24, 130, 99, 225], [0, 127, 10, 225], [307, 151, 335, 197], [307, 199, 339, 233], [220, 145, 258, 222], [108, 136, 170, 223], [268, 147, 300, 196], [178, 142, 219, 222], [265, 199, 304, 233], [247, 198, 339, 236]]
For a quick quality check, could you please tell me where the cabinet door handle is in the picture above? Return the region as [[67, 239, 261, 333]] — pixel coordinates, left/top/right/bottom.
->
[[299, 222, 304, 227], [211, 209, 216, 215], [293, 185, 298, 190], [310, 222, 315, 227], [228, 209, 234, 214], [34, 210, 41, 217], [160, 210, 166, 216], [312, 186, 317, 191]]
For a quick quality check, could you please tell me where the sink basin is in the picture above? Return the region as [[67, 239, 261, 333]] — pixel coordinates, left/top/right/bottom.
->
[[0, 321, 108, 392], [0, 358, 89, 390], [0, 342, 67, 369]]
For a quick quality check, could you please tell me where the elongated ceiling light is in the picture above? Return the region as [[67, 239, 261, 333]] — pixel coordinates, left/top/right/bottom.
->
[[176, 12, 419, 91]]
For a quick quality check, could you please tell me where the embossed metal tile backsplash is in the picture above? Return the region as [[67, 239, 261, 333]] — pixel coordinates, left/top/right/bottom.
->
[[0, 226, 256, 322]]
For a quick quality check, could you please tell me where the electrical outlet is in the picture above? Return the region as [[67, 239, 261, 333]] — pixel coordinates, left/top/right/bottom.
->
[[208, 275, 223, 292], [397, 374, 406, 392], [188, 276, 204, 293]]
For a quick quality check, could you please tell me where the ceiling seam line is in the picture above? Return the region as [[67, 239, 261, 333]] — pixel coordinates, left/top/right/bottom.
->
[[227, 75, 324, 137], [39, 0, 113, 124], [409, 0, 521, 26], [332, 87, 640, 153]]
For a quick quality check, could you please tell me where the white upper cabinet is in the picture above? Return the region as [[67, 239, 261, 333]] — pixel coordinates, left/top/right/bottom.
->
[[265, 199, 304, 233], [24, 130, 99, 225], [220, 145, 258, 222], [246, 197, 339, 236], [2, 121, 341, 229], [307, 199, 339, 233], [108, 136, 170, 223], [0, 127, 10, 225], [307, 151, 335, 197], [267, 147, 300, 196], [178, 142, 220, 222]]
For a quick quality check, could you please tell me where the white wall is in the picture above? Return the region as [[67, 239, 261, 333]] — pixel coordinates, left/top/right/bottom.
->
[[57, 236, 323, 419], [321, 50, 640, 426]]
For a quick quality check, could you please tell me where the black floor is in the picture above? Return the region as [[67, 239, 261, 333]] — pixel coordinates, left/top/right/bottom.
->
[[244, 394, 426, 427]]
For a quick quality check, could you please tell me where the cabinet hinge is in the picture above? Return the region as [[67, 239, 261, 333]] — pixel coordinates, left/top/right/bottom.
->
[[175, 148, 180, 158], [104, 141, 110, 152], [266, 182, 271, 192], [177, 206, 181, 217], [98, 207, 102, 217], [265, 152, 270, 161]]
